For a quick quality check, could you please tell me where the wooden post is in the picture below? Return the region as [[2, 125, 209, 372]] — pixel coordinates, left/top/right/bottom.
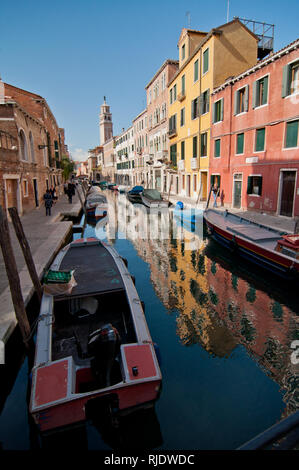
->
[[77, 187, 87, 216], [8, 207, 43, 303], [0, 206, 31, 347], [196, 182, 203, 207]]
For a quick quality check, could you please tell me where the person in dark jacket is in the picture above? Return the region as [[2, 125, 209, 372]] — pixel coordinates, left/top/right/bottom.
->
[[43, 189, 53, 216], [66, 184, 73, 203]]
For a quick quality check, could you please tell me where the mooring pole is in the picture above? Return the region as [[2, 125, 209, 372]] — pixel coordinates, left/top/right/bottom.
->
[[77, 186, 87, 216], [8, 207, 43, 303], [0, 206, 31, 348]]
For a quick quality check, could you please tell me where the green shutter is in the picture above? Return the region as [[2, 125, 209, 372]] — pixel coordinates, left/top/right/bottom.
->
[[203, 49, 209, 74], [181, 141, 185, 160], [212, 102, 215, 123], [234, 90, 238, 115], [199, 93, 204, 115], [282, 65, 291, 98], [236, 133, 244, 154], [262, 76, 268, 105], [285, 120, 299, 148], [256, 128, 265, 151], [220, 98, 224, 121], [215, 139, 221, 158], [258, 177, 263, 196], [194, 60, 198, 81], [252, 81, 257, 108], [193, 136, 197, 158], [206, 89, 210, 113], [244, 85, 249, 112]]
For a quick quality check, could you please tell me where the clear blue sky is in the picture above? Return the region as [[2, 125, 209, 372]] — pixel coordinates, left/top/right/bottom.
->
[[1, 0, 298, 161]]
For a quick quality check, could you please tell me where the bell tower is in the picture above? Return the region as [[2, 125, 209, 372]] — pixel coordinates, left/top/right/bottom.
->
[[99, 96, 113, 144]]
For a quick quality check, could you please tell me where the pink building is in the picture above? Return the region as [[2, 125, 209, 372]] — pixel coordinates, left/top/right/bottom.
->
[[210, 38, 299, 218]]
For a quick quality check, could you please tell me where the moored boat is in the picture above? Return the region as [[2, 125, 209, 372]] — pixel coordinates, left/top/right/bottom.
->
[[85, 192, 107, 217], [30, 238, 162, 434], [140, 189, 169, 209], [203, 208, 299, 280], [127, 186, 144, 204]]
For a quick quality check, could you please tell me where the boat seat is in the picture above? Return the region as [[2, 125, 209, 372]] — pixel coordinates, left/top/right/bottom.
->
[[226, 224, 281, 242]]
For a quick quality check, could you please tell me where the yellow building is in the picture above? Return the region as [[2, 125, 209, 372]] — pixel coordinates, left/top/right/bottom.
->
[[167, 19, 258, 201]]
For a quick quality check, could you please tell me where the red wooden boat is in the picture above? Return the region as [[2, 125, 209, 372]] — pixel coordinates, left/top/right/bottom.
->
[[204, 209, 299, 280], [30, 238, 161, 434]]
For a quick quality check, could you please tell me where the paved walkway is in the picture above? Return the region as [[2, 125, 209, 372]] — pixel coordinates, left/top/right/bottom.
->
[[0, 187, 84, 343]]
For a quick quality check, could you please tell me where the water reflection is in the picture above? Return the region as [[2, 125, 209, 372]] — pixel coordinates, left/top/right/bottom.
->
[[100, 192, 298, 418]]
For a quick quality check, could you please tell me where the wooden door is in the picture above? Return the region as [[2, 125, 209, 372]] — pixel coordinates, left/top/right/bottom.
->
[[280, 171, 296, 217]]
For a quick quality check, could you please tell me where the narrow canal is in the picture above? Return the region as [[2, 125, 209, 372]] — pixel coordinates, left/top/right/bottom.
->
[[0, 191, 298, 450]]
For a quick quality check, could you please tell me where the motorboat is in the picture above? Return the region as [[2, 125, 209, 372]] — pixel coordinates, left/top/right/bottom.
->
[[30, 238, 162, 434], [140, 189, 169, 209]]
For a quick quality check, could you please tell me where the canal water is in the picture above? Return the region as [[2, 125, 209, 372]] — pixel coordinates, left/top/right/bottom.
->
[[0, 191, 298, 450]]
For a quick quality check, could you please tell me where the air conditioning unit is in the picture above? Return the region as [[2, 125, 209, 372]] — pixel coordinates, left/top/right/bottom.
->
[[178, 160, 185, 171], [191, 158, 199, 170]]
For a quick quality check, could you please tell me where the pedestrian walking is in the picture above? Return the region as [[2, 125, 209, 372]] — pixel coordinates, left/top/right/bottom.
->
[[212, 184, 219, 208], [50, 186, 57, 203], [66, 185, 73, 204], [43, 189, 53, 216]]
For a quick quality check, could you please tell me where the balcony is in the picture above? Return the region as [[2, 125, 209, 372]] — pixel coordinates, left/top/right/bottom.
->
[[191, 158, 199, 170], [168, 128, 177, 138]]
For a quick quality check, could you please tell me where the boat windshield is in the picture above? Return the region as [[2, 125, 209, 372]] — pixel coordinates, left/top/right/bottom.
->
[[143, 189, 162, 200]]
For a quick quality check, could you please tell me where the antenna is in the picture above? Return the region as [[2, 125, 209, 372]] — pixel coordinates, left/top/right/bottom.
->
[[186, 11, 191, 28], [227, 0, 229, 23]]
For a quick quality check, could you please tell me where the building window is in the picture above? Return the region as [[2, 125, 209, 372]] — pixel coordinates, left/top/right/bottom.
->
[[169, 114, 177, 135], [212, 98, 224, 123], [236, 133, 244, 154], [170, 88, 173, 104], [214, 139, 221, 158], [203, 48, 209, 74], [193, 175, 197, 192], [23, 179, 28, 197], [200, 89, 210, 115], [247, 176, 262, 196], [255, 128, 265, 152], [181, 75, 185, 95], [285, 120, 299, 148], [282, 61, 299, 97], [173, 84, 177, 102], [182, 44, 185, 61], [234, 85, 249, 114], [194, 59, 199, 82], [253, 75, 268, 108], [191, 97, 199, 120], [193, 136, 198, 158], [170, 144, 177, 166], [181, 141, 185, 160], [200, 133, 207, 157], [180, 107, 185, 127], [29, 132, 35, 162], [19, 129, 28, 161]]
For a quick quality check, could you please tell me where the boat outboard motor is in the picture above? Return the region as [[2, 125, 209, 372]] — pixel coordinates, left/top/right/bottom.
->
[[88, 323, 120, 387]]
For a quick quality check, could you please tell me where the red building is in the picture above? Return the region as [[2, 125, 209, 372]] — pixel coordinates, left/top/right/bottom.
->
[[210, 38, 299, 218]]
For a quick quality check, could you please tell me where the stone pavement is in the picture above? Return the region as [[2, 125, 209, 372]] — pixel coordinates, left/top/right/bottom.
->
[[0, 186, 84, 343]]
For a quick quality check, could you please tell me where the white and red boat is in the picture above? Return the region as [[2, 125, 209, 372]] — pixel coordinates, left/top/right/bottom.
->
[[204, 209, 299, 280], [30, 238, 161, 434]]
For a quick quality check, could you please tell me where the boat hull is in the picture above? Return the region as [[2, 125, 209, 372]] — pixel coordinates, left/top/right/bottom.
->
[[204, 211, 299, 280], [141, 196, 169, 209]]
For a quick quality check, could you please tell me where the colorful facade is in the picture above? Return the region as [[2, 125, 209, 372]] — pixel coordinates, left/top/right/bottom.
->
[[210, 38, 299, 217], [167, 19, 258, 202]]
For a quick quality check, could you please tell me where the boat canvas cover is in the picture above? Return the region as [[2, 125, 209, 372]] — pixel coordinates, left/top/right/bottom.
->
[[57, 242, 125, 298], [86, 194, 107, 203], [129, 186, 144, 195], [142, 189, 162, 200]]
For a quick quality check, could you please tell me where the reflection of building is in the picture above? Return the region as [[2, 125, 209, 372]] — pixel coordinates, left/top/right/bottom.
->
[[205, 253, 299, 415]]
